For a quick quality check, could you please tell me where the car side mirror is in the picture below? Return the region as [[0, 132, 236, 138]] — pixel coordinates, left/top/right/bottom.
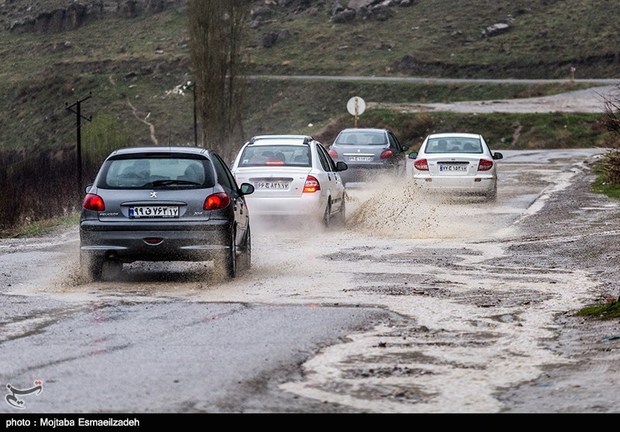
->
[[407, 152, 418, 159], [493, 152, 503, 160], [240, 183, 255, 195], [336, 161, 348, 171], [84, 184, 93, 194]]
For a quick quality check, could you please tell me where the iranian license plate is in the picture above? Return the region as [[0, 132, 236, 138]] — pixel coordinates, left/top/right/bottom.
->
[[348, 156, 372, 162], [439, 164, 468, 172], [129, 206, 179, 218], [254, 181, 290, 190]]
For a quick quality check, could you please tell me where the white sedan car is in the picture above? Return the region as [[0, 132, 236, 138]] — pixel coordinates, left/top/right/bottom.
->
[[406, 132, 503, 201], [230, 135, 348, 227]]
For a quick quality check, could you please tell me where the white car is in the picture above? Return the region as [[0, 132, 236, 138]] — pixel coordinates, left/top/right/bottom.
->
[[230, 135, 348, 226], [406, 132, 503, 201]]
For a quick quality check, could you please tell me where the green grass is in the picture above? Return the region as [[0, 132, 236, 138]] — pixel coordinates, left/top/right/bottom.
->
[[592, 177, 620, 199], [0, 1, 617, 156], [0, 1, 619, 237], [246, 0, 620, 78], [576, 300, 620, 320], [0, 213, 79, 239]]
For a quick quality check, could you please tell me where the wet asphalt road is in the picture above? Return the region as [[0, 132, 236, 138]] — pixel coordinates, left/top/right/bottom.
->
[[0, 148, 616, 415]]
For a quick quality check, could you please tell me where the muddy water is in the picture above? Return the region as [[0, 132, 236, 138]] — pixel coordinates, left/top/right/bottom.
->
[[2, 149, 614, 412]]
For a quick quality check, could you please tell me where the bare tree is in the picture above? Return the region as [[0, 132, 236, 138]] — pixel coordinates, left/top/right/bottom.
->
[[187, 0, 249, 162], [603, 83, 620, 184]]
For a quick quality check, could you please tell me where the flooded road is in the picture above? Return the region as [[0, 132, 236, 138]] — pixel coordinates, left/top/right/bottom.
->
[[1, 148, 619, 413]]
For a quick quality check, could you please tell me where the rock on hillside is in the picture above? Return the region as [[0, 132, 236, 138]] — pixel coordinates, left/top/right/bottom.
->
[[1, 0, 185, 33]]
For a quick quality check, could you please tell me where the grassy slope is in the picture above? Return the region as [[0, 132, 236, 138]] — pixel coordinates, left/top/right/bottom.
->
[[0, 0, 618, 157]]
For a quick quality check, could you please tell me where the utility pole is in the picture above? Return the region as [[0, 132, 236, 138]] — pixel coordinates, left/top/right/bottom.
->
[[65, 92, 92, 192], [193, 82, 198, 147], [183, 81, 198, 146]]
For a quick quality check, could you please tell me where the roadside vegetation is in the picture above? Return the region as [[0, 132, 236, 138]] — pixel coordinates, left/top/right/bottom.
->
[[577, 300, 620, 320], [0, 1, 619, 236]]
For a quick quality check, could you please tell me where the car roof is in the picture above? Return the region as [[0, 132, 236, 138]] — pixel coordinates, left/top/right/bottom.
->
[[246, 135, 315, 146], [426, 133, 482, 139], [338, 128, 388, 133], [107, 146, 211, 157]]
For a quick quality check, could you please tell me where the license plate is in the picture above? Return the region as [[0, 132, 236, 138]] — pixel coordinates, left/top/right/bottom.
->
[[254, 181, 290, 190], [439, 164, 468, 172], [348, 156, 372, 162], [129, 206, 179, 218]]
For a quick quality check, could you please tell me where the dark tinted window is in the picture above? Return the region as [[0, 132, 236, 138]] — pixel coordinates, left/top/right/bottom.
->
[[212, 153, 238, 191], [100, 155, 215, 189], [238, 145, 311, 167], [335, 131, 387, 146], [317, 143, 336, 172], [425, 138, 483, 154]]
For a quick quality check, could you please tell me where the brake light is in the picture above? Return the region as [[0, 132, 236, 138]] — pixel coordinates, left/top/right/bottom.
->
[[380, 149, 393, 159], [414, 159, 429, 171], [83, 193, 105, 211], [478, 159, 494, 171], [204, 192, 231, 210], [303, 175, 320, 193], [328, 148, 338, 158]]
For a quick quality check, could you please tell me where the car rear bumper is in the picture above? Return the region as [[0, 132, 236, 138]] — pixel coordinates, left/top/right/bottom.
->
[[244, 194, 324, 217], [79, 219, 231, 262], [339, 164, 395, 183], [411, 176, 496, 194]]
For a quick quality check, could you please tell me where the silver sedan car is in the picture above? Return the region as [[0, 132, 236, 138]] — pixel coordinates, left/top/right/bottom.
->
[[406, 132, 503, 201], [79, 146, 255, 281], [230, 135, 347, 227]]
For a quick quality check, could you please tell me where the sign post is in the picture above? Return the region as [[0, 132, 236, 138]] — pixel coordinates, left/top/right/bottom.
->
[[346, 96, 366, 128]]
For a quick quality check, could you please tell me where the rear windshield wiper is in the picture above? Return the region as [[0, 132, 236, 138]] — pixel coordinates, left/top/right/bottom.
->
[[150, 179, 202, 187]]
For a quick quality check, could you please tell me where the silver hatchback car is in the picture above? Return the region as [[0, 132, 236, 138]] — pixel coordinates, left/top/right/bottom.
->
[[79, 146, 254, 281], [230, 135, 347, 227]]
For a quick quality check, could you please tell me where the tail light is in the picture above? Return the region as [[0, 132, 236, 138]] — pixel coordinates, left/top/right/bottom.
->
[[328, 148, 338, 159], [83, 193, 105, 211], [380, 149, 393, 159], [478, 159, 494, 171], [414, 159, 429, 171], [303, 175, 320, 193], [204, 192, 231, 210]]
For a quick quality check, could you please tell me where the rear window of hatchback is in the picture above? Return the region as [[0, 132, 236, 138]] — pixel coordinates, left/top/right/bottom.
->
[[98, 155, 216, 189], [238, 145, 311, 167]]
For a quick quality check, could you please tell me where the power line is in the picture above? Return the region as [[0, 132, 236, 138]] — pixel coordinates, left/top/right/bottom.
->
[[65, 92, 92, 192]]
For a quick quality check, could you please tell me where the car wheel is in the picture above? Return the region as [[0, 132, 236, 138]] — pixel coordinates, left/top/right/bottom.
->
[[334, 195, 346, 227], [102, 259, 123, 280], [486, 187, 497, 202], [218, 227, 237, 279], [241, 226, 251, 271], [80, 251, 104, 282], [323, 200, 332, 228]]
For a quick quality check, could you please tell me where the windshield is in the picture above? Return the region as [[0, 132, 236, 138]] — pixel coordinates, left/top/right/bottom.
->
[[238, 145, 311, 167], [425, 138, 482, 154], [334, 131, 387, 146], [99, 156, 215, 189]]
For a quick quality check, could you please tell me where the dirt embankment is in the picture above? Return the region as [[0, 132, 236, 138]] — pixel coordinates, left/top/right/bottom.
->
[[370, 85, 619, 114]]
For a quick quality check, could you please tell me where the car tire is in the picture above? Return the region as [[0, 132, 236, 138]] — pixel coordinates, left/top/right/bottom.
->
[[323, 200, 332, 228], [241, 226, 251, 271], [102, 259, 123, 280], [334, 195, 346, 227], [218, 227, 237, 279], [486, 188, 497, 202], [80, 251, 104, 282]]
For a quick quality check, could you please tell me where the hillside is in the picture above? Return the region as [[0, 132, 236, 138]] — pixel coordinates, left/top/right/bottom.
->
[[0, 0, 619, 231], [0, 0, 618, 154]]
